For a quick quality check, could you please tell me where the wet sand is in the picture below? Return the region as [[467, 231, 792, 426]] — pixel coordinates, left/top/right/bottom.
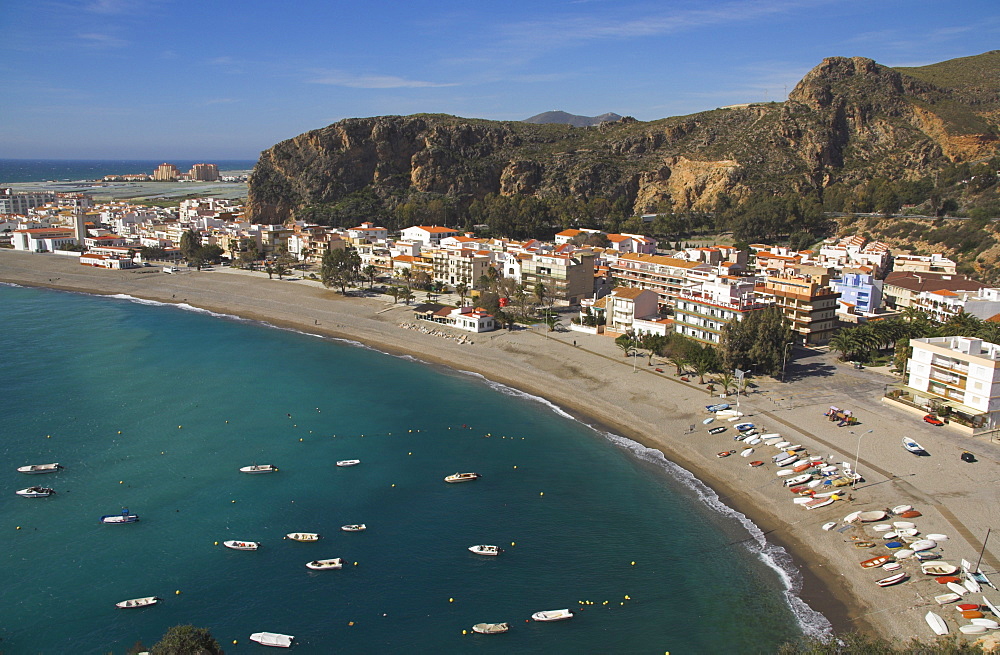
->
[[3, 250, 998, 643]]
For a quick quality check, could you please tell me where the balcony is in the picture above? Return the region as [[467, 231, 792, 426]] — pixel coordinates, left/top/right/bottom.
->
[[930, 357, 969, 375]]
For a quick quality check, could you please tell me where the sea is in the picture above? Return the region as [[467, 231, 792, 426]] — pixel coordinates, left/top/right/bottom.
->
[[0, 159, 258, 185], [0, 283, 831, 653]]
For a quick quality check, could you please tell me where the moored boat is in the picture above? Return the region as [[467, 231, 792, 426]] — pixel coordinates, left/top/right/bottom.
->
[[101, 508, 138, 524], [17, 462, 63, 474], [223, 540, 259, 550], [285, 532, 320, 542], [336, 459, 360, 467], [469, 544, 502, 556], [472, 622, 509, 634], [306, 558, 343, 570], [250, 632, 294, 648], [341, 524, 366, 532], [116, 596, 160, 609], [239, 463, 277, 473], [444, 472, 480, 483], [531, 609, 573, 622], [16, 486, 55, 497]]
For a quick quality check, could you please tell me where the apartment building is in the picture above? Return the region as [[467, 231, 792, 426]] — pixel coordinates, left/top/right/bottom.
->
[[189, 163, 220, 181], [0, 189, 57, 215], [153, 163, 180, 181], [895, 336, 1000, 432], [882, 271, 986, 310], [673, 274, 767, 344], [914, 287, 1000, 323], [893, 253, 957, 275], [431, 248, 493, 287], [520, 251, 595, 305], [10, 227, 78, 252], [400, 225, 460, 248], [756, 272, 840, 344], [832, 272, 884, 316], [609, 253, 712, 308]]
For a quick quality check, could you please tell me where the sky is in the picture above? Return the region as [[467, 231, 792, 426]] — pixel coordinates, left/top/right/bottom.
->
[[1, 0, 998, 160]]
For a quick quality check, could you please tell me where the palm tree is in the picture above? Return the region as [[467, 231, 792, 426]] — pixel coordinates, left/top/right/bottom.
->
[[717, 372, 735, 396], [940, 310, 982, 338], [828, 330, 858, 362], [615, 334, 635, 357], [455, 282, 469, 306], [693, 358, 712, 385], [667, 354, 688, 376], [361, 265, 378, 289], [978, 320, 1000, 345]]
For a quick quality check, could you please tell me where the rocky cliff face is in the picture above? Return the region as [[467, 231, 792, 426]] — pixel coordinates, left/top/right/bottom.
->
[[247, 54, 1000, 223]]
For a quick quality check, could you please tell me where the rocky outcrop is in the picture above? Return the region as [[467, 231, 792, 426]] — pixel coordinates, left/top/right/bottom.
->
[[247, 54, 1000, 223]]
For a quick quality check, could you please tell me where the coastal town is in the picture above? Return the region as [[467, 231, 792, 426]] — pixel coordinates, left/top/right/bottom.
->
[[2, 177, 1000, 649]]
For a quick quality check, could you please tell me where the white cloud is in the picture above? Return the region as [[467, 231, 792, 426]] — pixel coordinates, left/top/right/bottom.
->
[[77, 32, 128, 47], [307, 70, 459, 89]]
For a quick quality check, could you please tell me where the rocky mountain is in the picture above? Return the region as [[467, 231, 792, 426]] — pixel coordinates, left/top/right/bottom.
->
[[523, 111, 623, 127], [247, 52, 1000, 224]]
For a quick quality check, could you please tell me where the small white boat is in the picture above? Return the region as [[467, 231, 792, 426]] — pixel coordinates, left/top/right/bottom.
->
[[876, 572, 909, 587], [341, 524, 366, 532], [902, 438, 927, 455], [892, 504, 913, 514], [912, 539, 937, 552], [702, 417, 715, 425], [239, 464, 277, 474], [469, 544, 503, 556], [872, 524, 892, 532], [784, 474, 812, 486], [336, 459, 360, 467], [773, 441, 791, 450], [472, 622, 509, 634], [740, 448, 754, 457], [971, 618, 1000, 629], [444, 472, 480, 483], [927, 533, 948, 541], [820, 465, 838, 474], [897, 528, 919, 537], [745, 438, 762, 446], [947, 582, 969, 596], [882, 562, 902, 572], [804, 497, 834, 510], [964, 578, 981, 594], [821, 522, 837, 531], [101, 508, 138, 524], [892, 521, 916, 530], [922, 562, 959, 576], [250, 632, 294, 648], [224, 540, 259, 550], [763, 437, 784, 446], [17, 463, 63, 474], [16, 486, 55, 497], [777, 469, 795, 477], [116, 596, 160, 609], [936, 593, 962, 605], [926, 611, 949, 635], [895, 549, 915, 559], [775, 456, 798, 467], [858, 510, 887, 522], [306, 558, 343, 570], [959, 624, 988, 635], [286, 533, 320, 542], [882, 532, 899, 540], [843, 511, 862, 523], [531, 609, 573, 622]]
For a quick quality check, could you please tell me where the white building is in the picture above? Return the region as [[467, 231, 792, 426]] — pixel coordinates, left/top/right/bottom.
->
[[897, 336, 1000, 432], [10, 227, 78, 252], [399, 225, 460, 248]]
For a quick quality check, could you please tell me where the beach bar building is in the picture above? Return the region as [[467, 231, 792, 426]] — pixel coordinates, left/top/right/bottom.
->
[[885, 336, 1000, 433]]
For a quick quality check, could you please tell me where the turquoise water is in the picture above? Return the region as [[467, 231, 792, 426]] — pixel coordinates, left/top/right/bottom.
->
[[1, 285, 825, 653]]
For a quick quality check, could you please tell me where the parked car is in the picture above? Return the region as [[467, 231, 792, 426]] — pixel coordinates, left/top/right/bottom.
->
[[923, 414, 944, 426]]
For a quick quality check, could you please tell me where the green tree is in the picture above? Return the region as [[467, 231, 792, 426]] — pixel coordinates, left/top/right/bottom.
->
[[361, 265, 378, 289], [778, 631, 986, 654], [179, 229, 201, 261], [717, 371, 734, 396], [615, 334, 635, 357], [720, 307, 793, 376], [893, 338, 912, 374], [320, 247, 362, 294], [150, 624, 222, 655], [455, 282, 469, 306]]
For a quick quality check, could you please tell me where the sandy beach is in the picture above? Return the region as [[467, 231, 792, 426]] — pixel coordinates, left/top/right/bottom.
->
[[3, 250, 998, 644]]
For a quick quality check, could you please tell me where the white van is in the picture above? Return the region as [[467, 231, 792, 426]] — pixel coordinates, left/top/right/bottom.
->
[[163, 266, 179, 273]]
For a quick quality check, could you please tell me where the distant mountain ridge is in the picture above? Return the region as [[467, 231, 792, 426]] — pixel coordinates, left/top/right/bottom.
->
[[523, 111, 623, 127], [247, 51, 1000, 224]]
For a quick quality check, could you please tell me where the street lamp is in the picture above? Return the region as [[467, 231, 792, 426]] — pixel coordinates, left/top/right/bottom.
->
[[850, 429, 873, 488], [781, 342, 794, 382]]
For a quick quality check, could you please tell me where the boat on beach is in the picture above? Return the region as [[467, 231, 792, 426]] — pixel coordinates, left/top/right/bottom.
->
[[116, 596, 160, 608], [717, 450, 736, 458], [341, 524, 366, 532], [17, 463, 63, 474], [223, 540, 259, 550], [444, 472, 480, 483], [469, 544, 502, 556], [101, 508, 138, 524], [926, 611, 949, 635], [858, 510, 887, 522], [306, 558, 343, 570], [876, 572, 909, 587], [705, 403, 729, 412], [239, 463, 277, 473], [936, 593, 962, 604], [472, 622, 509, 634], [285, 533, 320, 542], [16, 486, 55, 497], [336, 459, 360, 467], [250, 632, 294, 648], [860, 555, 893, 568], [531, 609, 573, 622]]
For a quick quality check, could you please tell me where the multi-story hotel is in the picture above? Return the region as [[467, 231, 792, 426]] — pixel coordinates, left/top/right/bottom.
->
[[189, 163, 220, 181], [673, 274, 767, 344], [608, 253, 712, 308], [756, 271, 840, 344], [520, 251, 595, 305], [890, 336, 1000, 433], [152, 163, 180, 181]]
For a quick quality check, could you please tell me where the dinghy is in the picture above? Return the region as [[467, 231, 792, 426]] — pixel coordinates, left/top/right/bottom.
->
[[472, 622, 509, 634], [936, 593, 962, 604], [912, 539, 938, 552], [285, 533, 320, 542], [892, 521, 916, 530], [740, 448, 754, 457], [531, 609, 574, 622], [821, 522, 837, 531], [859, 511, 887, 522], [223, 540, 260, 550], [784, 474, 812, 486], [860, 556, 893, 568], [876, 572, 909, 587], [843, 511, 862, 523], [249, 632, 294, 648], [923, 563, 959, 576], [894, 549, 915, 559], [891, 505, 912, 514], [882, 562, 902, 572], [902, 437, 927, 455], [116, 596, 160, 609], [959, 625, 987, 635], [872, 524, 892, 532], [748, 461, 764, 467], [971, 618, 1000, 629], [804, 497, 834, 510], [717, 450, 736, 458], [946, 582, 969, 596], [306, 558, 344, 570], [925, 611, 949, 635]]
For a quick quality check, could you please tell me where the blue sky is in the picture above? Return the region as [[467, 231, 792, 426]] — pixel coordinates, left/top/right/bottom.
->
[[2, 0, 997, 159]]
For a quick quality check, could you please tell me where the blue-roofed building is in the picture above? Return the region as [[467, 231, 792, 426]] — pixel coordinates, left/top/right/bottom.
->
[[832, 272, 883, 316]]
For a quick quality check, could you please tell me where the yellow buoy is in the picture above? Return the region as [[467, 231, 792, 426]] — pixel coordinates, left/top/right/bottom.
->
[[161, 452, 164, 455], [225, 420, 229, 423], [354, 562, 358, 566], [118, 431, 122, 434], [539, 492, 544, 496], [232, 640, 238, 644], [511, 542, 515, 546], [175, 590, 181, 595], [408, 452, 412, 455], [625, 595, 630, 600], [214, 541, 219, 546], [462, 629, 467, 634], [47, 435, 51, 438], [231, 500, 236, 503], [408, 430, 412, 433], [631, 561, 636, 566], [178, 425, 182, 429], [348, 621, 354, 626], [449, 597, 454, 602], [119, 481, 123, 484], [16, 526, 21, 530], [299, 438, 303, 442]]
